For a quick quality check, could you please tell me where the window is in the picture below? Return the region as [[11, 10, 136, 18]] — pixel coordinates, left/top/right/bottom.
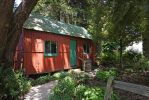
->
[[83, 44, 90, 54], [44, 41, 57, 56]]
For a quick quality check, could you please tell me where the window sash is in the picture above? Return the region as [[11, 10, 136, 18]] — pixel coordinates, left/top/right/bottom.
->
[[44, 41, 57, 56], [83, 44, 90, 54]]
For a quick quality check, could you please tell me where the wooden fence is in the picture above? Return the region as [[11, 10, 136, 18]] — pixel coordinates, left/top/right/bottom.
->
[[104, 76, 149, 100]]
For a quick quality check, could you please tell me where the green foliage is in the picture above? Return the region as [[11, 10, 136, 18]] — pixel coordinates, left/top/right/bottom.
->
[[31, 74, 54, 86], [136, 57, 149, 70], [75, 85, 117, 100], [100, 41, 119, 66], [49, 76, 76, 100], [96, 69, 117, 81], [80, 87, 104, 100], [49, 71, 118, 100], [102, 41, 119, 53], [123, 50, 142, 67], [53, 71, 69, 80], [0, 64, 31, 100], [33, 0, 81, 25], [122, 50, 149, 70], [15, 71, 31, 95], [69, 71, 90, 84], [74, 84, 86, 99]]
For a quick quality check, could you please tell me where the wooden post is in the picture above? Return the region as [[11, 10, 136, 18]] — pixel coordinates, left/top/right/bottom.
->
[[104, 76, 114, 100]]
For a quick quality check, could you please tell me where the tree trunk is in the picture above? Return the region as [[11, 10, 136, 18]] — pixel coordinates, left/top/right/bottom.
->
[[0, 0, 39, 99], [119, 35, 123, 69], [0, 0, 14, 62], [143, 33, 149, 58], [0, 0, 39, 68], [143, 0, 149, 58]]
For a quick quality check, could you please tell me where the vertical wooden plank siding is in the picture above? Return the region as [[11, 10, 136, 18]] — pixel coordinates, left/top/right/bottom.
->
[[76, 38, 96, 68], [23, 29, 96, 75], [14, 32, 24, 69]]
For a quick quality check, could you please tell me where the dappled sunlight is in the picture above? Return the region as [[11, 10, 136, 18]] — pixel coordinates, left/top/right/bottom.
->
[[34, 39, 44, 52], [45, 58, 55, 72], [62, 43, 70, 68], [64, 53, 69, 69], [24, 81, 57, 100], [24, 14, 92, 39], [32, 53, 44, 73]]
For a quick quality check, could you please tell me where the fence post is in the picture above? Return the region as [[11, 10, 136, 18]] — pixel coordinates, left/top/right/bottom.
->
[[104, 76, 114, 100]]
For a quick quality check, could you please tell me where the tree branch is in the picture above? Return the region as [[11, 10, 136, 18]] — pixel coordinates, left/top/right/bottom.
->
[[4, 0, 39, 62]]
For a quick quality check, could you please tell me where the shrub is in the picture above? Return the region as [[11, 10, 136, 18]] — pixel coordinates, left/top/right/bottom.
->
[[96, 69, 117, 81], [31, 74, 54, 86], [100, 41, 119, 67], [49, 72, 118, 100], [15, 71, 31, 95], [137, 57, 149, 70], [123, 50, 149, 70], [53, 71, 69, 80], [0, 64, 31, 100], [123, 50, 142, 67], [49, 76, 76, 100], [69, 71, 90, 84], [75, 85, 105, 100], [83, 87, 105, 100], [74, 84, 86, 99]]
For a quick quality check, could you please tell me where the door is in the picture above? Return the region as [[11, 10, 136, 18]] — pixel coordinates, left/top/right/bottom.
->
[[70, 40, 76, 67]]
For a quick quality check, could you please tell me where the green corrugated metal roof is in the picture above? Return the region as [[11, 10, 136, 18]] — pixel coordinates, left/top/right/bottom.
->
[[24, 14, 92, 39]]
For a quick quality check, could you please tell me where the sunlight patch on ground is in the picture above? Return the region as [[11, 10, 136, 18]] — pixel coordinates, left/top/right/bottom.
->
[[24, 81, 57, 100]]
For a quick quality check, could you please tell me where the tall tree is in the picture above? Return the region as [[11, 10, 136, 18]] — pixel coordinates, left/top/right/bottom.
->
[[0, 0, 39, 67], [108, 0, 142, 68], [33, 0, 78, 24], [142, 0, 149, 58]]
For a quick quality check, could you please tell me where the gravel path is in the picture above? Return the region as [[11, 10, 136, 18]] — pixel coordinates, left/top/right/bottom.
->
[[24, 81, 57, 100]]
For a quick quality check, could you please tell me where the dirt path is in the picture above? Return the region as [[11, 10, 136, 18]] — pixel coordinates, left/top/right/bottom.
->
[[24, 81, 57, 100]]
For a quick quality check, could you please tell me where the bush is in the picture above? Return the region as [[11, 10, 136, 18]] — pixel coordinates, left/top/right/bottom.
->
[[75, 85, 105, 100], [100, 41, 119, 67], [96, 69, 117, 81], [69, 71, 90, 84], [137, 57, 149, 70], [123, 50, 142, 67], [74, 84, 86, 99], [53, 71, 69, 80], [31, 74, 54, 86], [49, 76, 76, 100], [123, 50, 149, 70], [15, 71, 31, 95], [49, 72, 118, 100], [0, 64, 31, 100]]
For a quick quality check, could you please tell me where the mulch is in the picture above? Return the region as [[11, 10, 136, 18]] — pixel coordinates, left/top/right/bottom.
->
[[87, 68, 149, 100]]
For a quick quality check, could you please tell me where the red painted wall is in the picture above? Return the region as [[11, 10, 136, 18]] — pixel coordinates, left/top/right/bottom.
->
[[18, 29, 96, 75], [14, 32, 24, 69]]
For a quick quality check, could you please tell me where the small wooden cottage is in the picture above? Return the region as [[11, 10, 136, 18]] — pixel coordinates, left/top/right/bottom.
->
[[15, 14, 96, 75]]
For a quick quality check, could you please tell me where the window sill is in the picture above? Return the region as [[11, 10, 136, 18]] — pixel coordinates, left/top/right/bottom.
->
[[44, 53, 57, 57]]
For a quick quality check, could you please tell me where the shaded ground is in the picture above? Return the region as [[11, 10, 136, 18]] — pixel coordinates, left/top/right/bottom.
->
[[116, 70, 149, 100], [24, 81, 57, 100]]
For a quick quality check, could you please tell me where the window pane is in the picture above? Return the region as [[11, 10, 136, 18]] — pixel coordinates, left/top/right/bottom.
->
[[45, 41, 57, 56], [45, 41, 51, 53], [83, 44, 90, 54], [86, 44, 89, 53], [51, 42, 57, 53], [83, 44, 87, 53]]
